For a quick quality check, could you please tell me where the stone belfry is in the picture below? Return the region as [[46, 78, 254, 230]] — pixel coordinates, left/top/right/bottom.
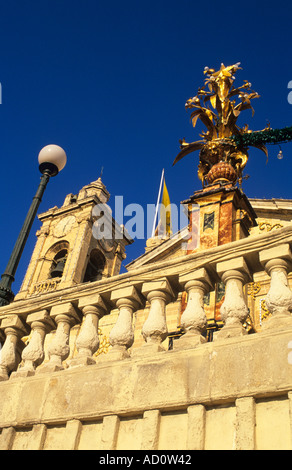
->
[[15, 177, 131, 300]]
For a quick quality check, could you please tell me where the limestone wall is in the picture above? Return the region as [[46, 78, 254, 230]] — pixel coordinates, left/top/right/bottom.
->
[[1, 326, 292, 450], [2, 226, 292, 450]]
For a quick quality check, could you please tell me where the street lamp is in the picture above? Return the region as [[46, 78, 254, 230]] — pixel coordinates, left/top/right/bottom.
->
[[0, 144, 67, 307]]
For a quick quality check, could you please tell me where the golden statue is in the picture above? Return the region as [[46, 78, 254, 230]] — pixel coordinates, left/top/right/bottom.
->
[[173, 63, 268, 187]]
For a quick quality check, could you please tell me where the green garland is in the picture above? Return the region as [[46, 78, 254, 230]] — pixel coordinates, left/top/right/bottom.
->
[[231, 126, 292, 147]]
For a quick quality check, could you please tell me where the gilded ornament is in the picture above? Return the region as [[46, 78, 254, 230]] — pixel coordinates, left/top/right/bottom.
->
[[173, 63, 269, 187], [247, 282, 261, 300], [258, 222, 283, 232], [259, 298, 271, 324], [94, 328, 111, 357], [243, 312, 254, 333]]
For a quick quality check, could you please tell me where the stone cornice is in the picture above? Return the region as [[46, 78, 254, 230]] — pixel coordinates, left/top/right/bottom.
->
[[1, 225, 292, 318]]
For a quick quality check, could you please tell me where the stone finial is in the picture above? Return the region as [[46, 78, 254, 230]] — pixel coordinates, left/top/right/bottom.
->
[[37, 302, 80, 373], [139, 278, 175, 353], [11, 310, 55, 378], [104, 286, 144, 360], [0, 315, 28, 381], [260, 244, 292, 329], [216, 257, 251, 339], [175, 268, 214, 349], [69, 294, 109, 367]]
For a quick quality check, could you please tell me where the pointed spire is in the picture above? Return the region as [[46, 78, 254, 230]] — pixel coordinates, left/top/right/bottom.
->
[[78, 175, 110, 203]]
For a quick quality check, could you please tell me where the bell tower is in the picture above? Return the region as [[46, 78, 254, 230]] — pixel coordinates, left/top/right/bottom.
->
[[15, 177, 132, 300]]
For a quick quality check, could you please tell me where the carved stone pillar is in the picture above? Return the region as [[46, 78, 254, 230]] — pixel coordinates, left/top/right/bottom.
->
[[69, 294, 108, 367], [138, 278, 175, 354], [259, 244, 292, 330], [37, 302, 80, 373], [11, 310, 55, 378], [0, 315, 28, 381], [105, 286, 144, 360], [216, 257, 251, 339], [175, 268, 214, 349]]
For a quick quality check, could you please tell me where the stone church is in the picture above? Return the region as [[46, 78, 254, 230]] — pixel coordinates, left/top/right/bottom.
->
[[1, 64, 292, 450]]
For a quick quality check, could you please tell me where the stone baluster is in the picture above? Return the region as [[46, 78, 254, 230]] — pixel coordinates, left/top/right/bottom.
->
[[69, 294, 108, 367], [105, 286, 144, 361], [0, 315, 28, 381], [37, 302, 81, 373], [216, 257, 251, 339], [11, 310, 55, 378], [138, 278, 175, 354], [259, 244, 292, 330], [175, 268, 214, 349]]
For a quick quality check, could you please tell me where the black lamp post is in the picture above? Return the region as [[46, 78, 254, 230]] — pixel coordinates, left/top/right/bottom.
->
[[0, 144, 67, 307]]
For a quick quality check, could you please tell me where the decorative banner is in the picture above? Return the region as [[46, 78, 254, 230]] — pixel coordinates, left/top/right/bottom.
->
[[231, 126, 292, 148]]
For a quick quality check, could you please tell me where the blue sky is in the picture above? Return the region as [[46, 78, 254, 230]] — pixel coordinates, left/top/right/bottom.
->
[[0, 0, 291, 293]]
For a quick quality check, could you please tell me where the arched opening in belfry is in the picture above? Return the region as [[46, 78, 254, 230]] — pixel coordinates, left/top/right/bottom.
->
[[83, 249, 106, 283], [50, 249, 68, 279]]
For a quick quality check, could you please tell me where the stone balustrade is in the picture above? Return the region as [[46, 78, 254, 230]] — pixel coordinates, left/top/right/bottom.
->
[[1, 225, 292, 381]]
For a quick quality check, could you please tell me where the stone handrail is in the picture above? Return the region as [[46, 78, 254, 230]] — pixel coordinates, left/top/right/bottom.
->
[[1, 225, 292, 380]]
